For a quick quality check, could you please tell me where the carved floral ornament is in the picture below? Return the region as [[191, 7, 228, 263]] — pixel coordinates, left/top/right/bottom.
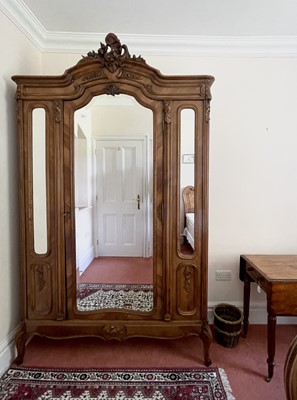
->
[[80, 33, 146, 73], [102, 324, 127, 340], [184, 265, 194, 293]]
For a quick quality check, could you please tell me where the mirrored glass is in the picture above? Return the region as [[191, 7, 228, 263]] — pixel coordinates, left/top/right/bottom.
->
[[32, 108, 48, 255], [180, 108, 195, 256], [74, 94, 154, 312]]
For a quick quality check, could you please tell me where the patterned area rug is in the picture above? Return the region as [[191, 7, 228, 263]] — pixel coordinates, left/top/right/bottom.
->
[[0, 367, 235, 400], [76, 283, 153, 312]]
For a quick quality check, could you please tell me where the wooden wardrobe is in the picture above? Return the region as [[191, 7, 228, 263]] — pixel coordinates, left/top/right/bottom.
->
[[12, 33, 214, 365]]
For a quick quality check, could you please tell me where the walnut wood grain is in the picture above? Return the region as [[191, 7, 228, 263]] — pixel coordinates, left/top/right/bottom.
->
[[240, 254, 297, 381], [285, 334, 297, 400], [12, 33, 214, 366]]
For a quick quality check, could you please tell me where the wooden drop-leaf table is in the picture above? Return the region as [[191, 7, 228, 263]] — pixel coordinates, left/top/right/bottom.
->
[[240, 254, 297, 381]]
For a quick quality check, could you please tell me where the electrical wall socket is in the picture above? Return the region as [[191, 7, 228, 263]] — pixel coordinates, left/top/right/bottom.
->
[[215, 270, 232, 281]]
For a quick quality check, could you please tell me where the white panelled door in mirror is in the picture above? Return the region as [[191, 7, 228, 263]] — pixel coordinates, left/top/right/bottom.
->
[[96, 139, 144, 256]]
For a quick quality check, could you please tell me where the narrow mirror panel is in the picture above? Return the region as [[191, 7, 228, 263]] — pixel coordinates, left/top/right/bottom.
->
[[180, 108, 195, 256], [32, 108, 48, 254]]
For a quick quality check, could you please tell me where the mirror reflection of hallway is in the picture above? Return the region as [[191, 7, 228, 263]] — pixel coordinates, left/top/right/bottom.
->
[[74, 94, 153, 312]]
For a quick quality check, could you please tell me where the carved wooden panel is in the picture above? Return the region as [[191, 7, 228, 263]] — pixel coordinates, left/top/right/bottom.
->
[[176, 263, 200, 316], [28, 263, 52, 317], [102, 324, 127, 340]]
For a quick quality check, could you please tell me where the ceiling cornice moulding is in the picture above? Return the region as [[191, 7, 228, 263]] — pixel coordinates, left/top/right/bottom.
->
[[44, 32, 297, 58], [1, 0, 297, 57]]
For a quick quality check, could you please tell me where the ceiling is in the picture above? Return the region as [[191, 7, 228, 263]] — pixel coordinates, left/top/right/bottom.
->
[[20, 0, 297, 36], [2, 0, 297, 56]]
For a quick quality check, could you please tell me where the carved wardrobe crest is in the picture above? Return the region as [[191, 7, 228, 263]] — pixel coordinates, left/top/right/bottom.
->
[[12, 33, 214, 366]]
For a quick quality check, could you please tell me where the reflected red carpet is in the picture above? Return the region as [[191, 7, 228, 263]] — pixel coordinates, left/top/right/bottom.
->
[[78, 256, 153, 284]]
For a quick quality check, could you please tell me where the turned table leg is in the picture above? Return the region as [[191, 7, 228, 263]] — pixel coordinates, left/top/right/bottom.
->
[[243, 277, 251, 337], [266, 314, 276, 382], [201, 321, 212, 366]]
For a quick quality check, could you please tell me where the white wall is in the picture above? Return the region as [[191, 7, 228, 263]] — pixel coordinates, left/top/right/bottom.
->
[[0, 10, 42, 373]]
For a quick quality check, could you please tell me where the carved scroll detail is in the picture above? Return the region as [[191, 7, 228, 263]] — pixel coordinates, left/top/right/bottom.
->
[[16, 87, 22, 100], [198, 84, 205, 97], [144, 83, 154, 93], [30, 263, 52, 316], [176, 263, 198, 316], [102, 324, 127, 340], [121, 71, 142, 81], [184, 265, 194, 293], [164, 101, 171, 124], [164, 313, 171, 321], [105, 84, 121, 96], [55, 102, 62, 123], [205, 101, 211, 123], [82, 70, 106, 82], [80, 33, 146, 72], [205, 85, 212, 100]]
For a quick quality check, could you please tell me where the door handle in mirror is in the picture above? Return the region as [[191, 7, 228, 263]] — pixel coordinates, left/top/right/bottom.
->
[[137, 194, 140, 210]]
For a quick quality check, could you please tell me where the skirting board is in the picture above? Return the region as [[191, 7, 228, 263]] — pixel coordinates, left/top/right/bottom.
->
[[0, 325, 18, 377], [78, 246, 95, 275], [1, 306, 296, 376]]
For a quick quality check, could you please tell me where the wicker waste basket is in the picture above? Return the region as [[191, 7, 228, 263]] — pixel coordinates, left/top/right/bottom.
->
[[213, 303, 243, 348]]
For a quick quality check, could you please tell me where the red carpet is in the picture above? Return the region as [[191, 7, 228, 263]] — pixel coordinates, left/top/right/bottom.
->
[[0, 367, 235, 400], [6, 324, 297, 400]]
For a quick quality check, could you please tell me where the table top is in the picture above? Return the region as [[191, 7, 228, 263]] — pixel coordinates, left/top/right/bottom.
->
[[241, 255, 297, 281]]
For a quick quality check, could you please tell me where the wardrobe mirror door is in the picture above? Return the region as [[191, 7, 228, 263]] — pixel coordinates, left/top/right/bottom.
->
[[179, 108, 195, 256], [32, 108, 48, 255], [73, 94, 154, 313]]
